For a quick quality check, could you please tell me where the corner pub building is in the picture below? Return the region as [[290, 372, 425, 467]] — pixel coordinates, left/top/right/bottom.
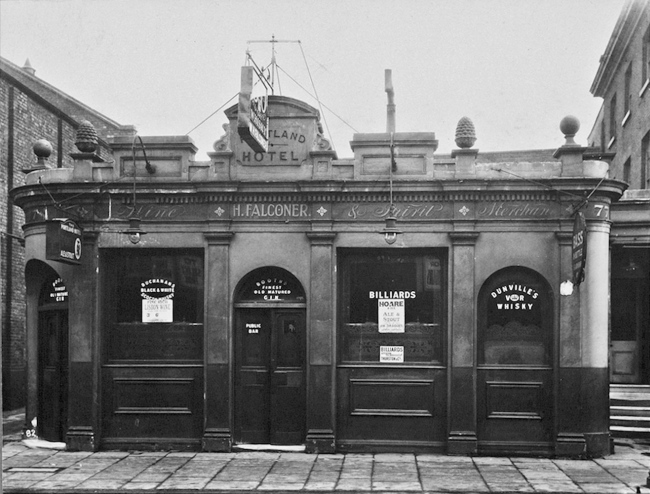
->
[[11, 86, 626, 457]]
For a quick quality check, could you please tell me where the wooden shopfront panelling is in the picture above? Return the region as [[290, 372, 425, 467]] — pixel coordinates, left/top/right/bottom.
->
[[100, 250, 204, 450], [336, 249, 447, 452]]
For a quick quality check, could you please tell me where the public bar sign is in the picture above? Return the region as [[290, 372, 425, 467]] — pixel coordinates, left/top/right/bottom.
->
[[237, 65, 269, 153], [572, 212, 587, 285], [45, 219, 82, 265]]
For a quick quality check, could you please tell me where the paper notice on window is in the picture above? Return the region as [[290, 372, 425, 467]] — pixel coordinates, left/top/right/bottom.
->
[[142, 299, 173, 323], [380, 346, 404, 363], [378, 299, 405, 333]]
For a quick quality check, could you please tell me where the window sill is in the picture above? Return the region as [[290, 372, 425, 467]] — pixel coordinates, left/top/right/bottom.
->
[[622, 110, 631, 127], [641, 78, 650, 97], [608, 136, 617, 149]]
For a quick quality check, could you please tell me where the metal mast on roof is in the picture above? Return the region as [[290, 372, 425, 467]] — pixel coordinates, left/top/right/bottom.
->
[[246, 35, 300, 95]]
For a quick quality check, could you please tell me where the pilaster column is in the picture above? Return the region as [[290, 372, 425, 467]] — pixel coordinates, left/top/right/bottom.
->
[[579, 221, 611, 455], [555, 231, 585, 455], [447, 231, 479, 454], [305, 231, 337, 453], [202, 231, 234, 451], [66, 231, 99, 451]]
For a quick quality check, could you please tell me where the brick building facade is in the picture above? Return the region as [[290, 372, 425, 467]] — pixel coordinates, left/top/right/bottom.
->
[[0, 56, 134, 409]]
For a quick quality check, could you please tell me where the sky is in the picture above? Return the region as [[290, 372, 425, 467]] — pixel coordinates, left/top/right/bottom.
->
[[0, 0, 626, 160]]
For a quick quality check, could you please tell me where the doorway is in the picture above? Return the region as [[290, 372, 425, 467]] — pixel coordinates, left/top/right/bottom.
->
[[38, 275, 69, 442], [233, 267, 306, 445], [610, 248, 650, 384], [476, 267, 554, 455]]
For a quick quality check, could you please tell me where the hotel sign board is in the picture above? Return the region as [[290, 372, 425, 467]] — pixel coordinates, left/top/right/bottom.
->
[[572, 212, 587, 285], [46, 219, 82, 265], [237, 66, 269, 153]]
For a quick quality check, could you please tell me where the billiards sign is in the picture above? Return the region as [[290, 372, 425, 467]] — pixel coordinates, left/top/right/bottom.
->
[[45, 219, 82, 265]]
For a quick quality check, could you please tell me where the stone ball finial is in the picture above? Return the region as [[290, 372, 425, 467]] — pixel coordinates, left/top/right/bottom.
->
[[75, 120, 98, 153], [560, 115, 580, 145], [455, 116, 476, 148], [33, 139, 53, 158]]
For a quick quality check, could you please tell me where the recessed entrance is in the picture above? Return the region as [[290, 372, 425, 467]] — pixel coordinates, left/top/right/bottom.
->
[[37, 273, 69, 442], [234, 267, 306, 445]]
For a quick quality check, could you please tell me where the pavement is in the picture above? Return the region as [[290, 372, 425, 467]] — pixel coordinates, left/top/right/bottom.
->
[[4, 409, 650, 493]]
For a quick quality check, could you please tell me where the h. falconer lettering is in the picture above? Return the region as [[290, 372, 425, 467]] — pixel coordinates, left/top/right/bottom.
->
[[232, 203, 309, 218]]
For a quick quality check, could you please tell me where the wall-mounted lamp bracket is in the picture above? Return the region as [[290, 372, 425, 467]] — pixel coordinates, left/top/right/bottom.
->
[[124, 217, 146, 244]]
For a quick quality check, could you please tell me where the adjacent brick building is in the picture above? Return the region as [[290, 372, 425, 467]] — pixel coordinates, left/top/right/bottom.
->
[[586, 0, 650, 437], [0, 56, 134, 409]]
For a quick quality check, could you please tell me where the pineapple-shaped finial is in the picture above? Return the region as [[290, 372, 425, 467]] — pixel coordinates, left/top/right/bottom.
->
[[455, 116, 476, 149], [75, 120, 98, 153]]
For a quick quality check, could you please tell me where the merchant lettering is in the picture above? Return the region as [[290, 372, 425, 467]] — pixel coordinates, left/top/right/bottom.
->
[[232, 203, 309, 218]]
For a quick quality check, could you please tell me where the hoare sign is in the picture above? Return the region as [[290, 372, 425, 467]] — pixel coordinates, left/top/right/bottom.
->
[[239, 127, 309, 165], [491, 283, 539, 311]]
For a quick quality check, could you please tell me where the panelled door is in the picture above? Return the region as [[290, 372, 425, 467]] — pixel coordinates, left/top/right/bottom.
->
[[38, 309, 69, 442], [235, 309, 306, 444]]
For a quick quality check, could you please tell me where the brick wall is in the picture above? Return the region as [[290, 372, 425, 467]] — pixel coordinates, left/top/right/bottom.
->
[[0, 77, 78, 409]]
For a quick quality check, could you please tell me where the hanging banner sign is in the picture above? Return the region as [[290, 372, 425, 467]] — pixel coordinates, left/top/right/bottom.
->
[[572, 212, 587, 285], [140, 279, 174, 323], [378, 299, 405, 333], [237, 66, 269, 153], [380, 346, 404, 363], [45, 219, 82, 265]]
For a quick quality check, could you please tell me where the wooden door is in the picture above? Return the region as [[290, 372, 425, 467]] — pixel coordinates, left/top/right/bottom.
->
[[38, 309, 68, 442], [477, 269, 554, 455], [610, 278, 646, 383], [235, 309, 305, 444]]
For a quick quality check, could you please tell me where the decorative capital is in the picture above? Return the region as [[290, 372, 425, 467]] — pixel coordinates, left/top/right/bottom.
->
[[449, 231, 480, 245]]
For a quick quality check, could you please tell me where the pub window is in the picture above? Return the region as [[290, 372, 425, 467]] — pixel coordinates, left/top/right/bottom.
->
[[478, 267, 552, 366], [338, 249, 446, 364], [103, 249, 204, 361]]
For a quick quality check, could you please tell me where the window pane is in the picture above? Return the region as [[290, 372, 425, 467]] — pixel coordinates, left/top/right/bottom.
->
[[339, 250, 445, 363], [479, 273, 550, 366], [110, 251, 204, 323]]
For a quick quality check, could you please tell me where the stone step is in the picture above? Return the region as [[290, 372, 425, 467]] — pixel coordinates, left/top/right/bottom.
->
[[610, 405, 650, 416], [611, 425, 650, 439]]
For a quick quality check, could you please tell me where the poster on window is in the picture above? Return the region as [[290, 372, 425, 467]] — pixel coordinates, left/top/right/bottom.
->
[[378, 299, 405, 333], [380, 345, 404, 363], [142, 299, 173, 323], [140, 278, 175, 323]]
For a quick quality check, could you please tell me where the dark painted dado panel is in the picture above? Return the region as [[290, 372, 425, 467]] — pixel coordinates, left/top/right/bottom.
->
[[337, 367, 446, 451], [67, 361, 95, 450], [558, 367, 609, 432], [449, 367, 475, 432], [477, 369, 553, 454], [101, 366, 203, 448]]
